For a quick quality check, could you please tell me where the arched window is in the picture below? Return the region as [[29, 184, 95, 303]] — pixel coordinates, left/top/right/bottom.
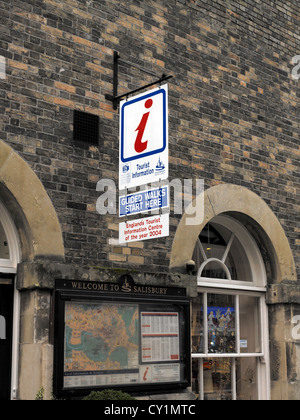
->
[[0, 220, 10, 260], [0, 201, 20, 273], [193, 215, 267, 289], [192, 215, 270, 400], [0, 200, 21, 401]]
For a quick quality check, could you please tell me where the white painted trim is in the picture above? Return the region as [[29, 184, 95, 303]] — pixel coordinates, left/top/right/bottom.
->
[[0, 201, 21, 400], [199, 258, 232, 280], [197, 215, 267, 288], [11, 284, 20, 400], [193, 214, 270, 400], [197, 281, 266, 293], [192, 353, 265, 359], [0, 201, 20, 271]]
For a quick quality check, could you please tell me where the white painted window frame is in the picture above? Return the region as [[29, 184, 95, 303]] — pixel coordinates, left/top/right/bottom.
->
[[0, 201, 20, 273], [0, 201, 21, 400], [193, 215, 270, 401]]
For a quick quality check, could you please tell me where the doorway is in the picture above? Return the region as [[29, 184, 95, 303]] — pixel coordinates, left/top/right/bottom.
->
[[0, 277, 14, 400]]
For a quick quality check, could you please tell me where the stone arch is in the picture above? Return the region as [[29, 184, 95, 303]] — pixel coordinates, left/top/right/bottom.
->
[[170, 183, 296, 283], [0, 140, 64, 262]]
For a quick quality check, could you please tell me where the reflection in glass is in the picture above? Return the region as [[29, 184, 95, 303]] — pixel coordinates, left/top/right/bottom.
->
[[226, 235, 252, 282], [192, 295, 204, 354], [192, 357, 259, 400], [202, 261, 229, 280], [0, 221, 9, 259], [239, 296, 261, 353], [236, 358, 258, 400], [192, 358, 233, 400], [193, 220, 253, 282], [203, 358, 233, 400]]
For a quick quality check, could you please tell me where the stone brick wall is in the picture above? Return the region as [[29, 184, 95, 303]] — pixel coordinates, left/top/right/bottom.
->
[[0, 0, 299, 276]]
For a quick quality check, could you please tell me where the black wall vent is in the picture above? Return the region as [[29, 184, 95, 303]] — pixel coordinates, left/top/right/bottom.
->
[[73, 110, 99, 145]]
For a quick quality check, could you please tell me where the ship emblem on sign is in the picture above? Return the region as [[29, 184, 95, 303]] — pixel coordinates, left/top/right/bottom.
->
[[122, 164, 130, 173], [118, 274, 135, 293], [155, 157, 166, 176]]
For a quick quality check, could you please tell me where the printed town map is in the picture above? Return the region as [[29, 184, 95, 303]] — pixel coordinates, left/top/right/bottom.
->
[[64, 302, 139, 385]]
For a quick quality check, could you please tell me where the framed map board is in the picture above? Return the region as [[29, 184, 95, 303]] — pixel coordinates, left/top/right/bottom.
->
[[54, 279, 190, 398]]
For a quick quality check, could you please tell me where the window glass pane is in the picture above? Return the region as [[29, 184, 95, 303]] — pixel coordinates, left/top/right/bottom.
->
[[239, 296, 261, 353], [236, 358, 258, 400], [207, 294, 236, 354], [203, 358, 233, 400], [192, 295, 204, 354], [193, 219, 255, 283], [192, 292, 265, 400], [192, 359, 201, 399], [202, 261, 228, 279], [200, 223, 228, 261], [192, 239, 205, 271], [0, 222, 9, 259], [226, 236, 252, 282]]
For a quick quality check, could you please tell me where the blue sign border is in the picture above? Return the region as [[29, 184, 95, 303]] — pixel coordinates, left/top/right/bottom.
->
[[119, 186, 169, 217], [120, 88, 167, 163]]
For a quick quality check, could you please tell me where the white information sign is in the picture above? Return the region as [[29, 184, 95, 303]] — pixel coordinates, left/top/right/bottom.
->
[[141, 312, 180, 363], [139, 364, 180, 384], [119, 214, 169, 244], [119, 84, 168, 189]]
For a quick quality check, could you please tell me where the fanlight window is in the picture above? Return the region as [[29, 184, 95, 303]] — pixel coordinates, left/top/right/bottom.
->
[[0, 202, 19, 272], [0, 221, 10, 260], [193, 215, 266, 288]]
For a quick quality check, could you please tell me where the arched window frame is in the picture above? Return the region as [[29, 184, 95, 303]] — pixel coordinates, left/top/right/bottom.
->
[[196, 215, 267, 292], [0, 200, 21, 400], [192, 215, 270, 400], [0, 201, 20, 273]]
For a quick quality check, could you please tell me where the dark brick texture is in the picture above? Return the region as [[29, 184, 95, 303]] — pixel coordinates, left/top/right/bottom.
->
[[0, 0, 299, 275]]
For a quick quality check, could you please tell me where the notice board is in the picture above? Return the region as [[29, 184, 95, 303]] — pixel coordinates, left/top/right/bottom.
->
[[54, 279, 190, 397]]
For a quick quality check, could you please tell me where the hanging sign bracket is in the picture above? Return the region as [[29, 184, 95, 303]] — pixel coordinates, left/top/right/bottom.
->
[[105, 51, 173, 110]]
